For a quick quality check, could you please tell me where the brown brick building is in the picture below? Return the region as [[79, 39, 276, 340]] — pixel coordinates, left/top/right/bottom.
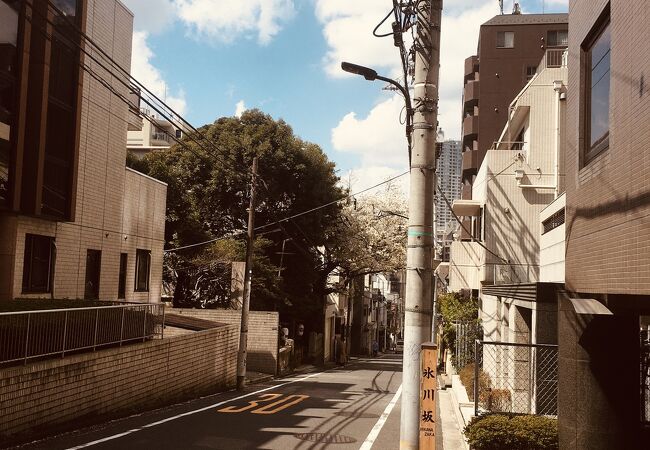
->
[[561, 0, 650, 447], [0, 0, 166, 302], [461, 13, 568, 200]]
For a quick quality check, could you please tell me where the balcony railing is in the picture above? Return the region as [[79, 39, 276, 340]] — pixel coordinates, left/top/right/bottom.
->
[[151, 132, 170, 143], [543, 49, 567, 69], [0, 303, 165, 366]]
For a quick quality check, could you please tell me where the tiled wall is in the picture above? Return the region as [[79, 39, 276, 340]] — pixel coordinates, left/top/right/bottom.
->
[[0, 325, 238, 442], [171, 309, 280, 375]]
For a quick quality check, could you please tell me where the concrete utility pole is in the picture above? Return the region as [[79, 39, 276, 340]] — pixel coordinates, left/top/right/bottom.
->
[[236, 156, 259, 391], [400, 0, 442, 448]]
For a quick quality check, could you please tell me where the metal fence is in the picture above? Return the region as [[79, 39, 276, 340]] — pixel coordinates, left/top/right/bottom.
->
[[0, 303, 165, 366], [454, 321, 481, 369], [474, 340, 558, 417]]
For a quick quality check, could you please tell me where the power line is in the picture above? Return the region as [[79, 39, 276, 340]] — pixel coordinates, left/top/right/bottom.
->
[[436, 182, 509, 263], [37, 0, 253, 175], [165, 171, 409, 253]]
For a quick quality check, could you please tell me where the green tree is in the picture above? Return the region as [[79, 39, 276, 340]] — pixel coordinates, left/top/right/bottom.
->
[[132, 110, 345, 325]]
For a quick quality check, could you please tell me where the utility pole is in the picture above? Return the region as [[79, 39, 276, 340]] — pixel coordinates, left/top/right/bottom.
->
[[236, 156, 258, 391], [400, 0, 442, 448]]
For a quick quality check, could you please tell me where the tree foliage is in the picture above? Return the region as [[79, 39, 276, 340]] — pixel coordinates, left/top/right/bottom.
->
[[324, 182, 407, 288], [132, 110, 344, 325]]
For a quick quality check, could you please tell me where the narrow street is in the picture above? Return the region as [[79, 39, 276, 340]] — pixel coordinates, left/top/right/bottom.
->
[[16, 354, 443, 450]]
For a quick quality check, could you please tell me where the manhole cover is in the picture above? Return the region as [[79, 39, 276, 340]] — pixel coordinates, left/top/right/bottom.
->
[[335, 411, 380, 419], [294, 433, 357, 444]]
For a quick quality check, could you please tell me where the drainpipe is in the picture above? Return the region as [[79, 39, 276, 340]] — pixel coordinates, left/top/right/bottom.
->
[[553, 81, 563, 199]]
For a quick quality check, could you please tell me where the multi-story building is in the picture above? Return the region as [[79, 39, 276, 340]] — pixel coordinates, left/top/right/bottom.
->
[[126, 108, 182, 158], [560, 1, 650, 447], [461, 12, 568, 201], [0, 0, 166, 302], [436, 140, 462, 262], [449, 56, 567, 415]]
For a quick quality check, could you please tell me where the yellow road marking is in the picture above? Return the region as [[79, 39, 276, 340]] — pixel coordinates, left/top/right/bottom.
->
[[251, 395, 309, 415], [217, 394, 282, 413]]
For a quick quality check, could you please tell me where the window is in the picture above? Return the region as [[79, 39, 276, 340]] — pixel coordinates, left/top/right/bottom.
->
[[0, 0, 21, 207], [42, 0, 81, 218], [118, 253, 127, 299], [526, 65, 537, 82], [582, 9, 611, 164], [135, 249, 151, 292], [547, 30, 568, 47], [542, 208, 565, 235], [496, 31, 514, 48], [22, 234, 55, 293]]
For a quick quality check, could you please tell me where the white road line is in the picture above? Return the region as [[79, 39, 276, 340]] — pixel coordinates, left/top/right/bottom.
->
[[66, 371, 323, 449], [359, 384, 403, 450]]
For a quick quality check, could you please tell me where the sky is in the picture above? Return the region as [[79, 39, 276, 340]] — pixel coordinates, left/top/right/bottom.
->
[[121, 0, 568, 192]]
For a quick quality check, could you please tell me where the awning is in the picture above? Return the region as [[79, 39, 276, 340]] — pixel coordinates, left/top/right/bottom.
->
[[452, 200, 482, 217], [568, 298, 613, 315]]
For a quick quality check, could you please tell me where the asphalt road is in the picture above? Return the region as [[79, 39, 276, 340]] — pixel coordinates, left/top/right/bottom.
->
[[16, 354, 443, 450]]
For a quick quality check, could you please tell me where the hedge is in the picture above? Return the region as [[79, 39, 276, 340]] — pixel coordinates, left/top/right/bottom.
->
[[464, 414, 558, 450]]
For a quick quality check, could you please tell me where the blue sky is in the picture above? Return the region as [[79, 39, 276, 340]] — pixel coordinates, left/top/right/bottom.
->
[[123, 0, 568, 191]]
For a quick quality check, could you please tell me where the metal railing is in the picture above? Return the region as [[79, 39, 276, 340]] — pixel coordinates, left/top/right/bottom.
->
[[151, 132, 170, 143], [544, 48, 568, 69], [0, 303, 165, 366], [474, 340, 558, 417]]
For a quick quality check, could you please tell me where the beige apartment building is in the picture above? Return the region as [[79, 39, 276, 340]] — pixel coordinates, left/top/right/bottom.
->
[[0, 0, 166, 302]]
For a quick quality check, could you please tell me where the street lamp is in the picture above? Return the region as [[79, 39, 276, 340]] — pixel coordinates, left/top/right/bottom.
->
[[341, 62, 413, 159]]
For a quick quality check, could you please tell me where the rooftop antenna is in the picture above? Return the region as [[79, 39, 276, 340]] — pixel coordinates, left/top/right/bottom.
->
[[498, 0, 504, 15]]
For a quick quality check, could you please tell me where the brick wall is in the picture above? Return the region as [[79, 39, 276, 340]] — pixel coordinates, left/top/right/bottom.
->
[[565, 0, 650, 294], [171, 309, 279, 375], [0, 325, 237, 443]]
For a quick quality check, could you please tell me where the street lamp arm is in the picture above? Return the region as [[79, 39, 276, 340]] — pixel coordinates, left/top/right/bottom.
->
[[375, 75, 412, 113]]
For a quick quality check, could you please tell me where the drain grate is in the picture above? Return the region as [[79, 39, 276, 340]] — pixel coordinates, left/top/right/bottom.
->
[[294, 433, 357, 444], [335, 411, 379, 419]]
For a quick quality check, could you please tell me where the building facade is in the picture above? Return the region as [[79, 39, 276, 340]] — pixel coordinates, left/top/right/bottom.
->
[[435, 140, 461, 262], [0, 0, 166, 302], [126, 109, 182, 159], [461, 13, 568, 200], [561, 0, 650, 447]]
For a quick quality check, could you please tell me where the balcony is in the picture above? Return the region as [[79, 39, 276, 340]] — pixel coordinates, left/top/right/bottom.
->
[[464, 80, 480, 108], [463, 115, 478, 137], [464, 55, 479, 80], [151, 132, 170, 144], [462, 149, 480, 176], [542, 48, 567, 69]]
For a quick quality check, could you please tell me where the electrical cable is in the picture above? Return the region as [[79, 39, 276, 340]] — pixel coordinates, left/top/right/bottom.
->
[[436, 182, 510, 264], [39, 0, 251, 175], [166, 171, 409, 253]]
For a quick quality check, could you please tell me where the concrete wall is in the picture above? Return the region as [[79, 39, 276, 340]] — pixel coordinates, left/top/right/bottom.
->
[[539, 193, 565, 283], [449, 241, 484, 291], [170, 309, 279, 375], [0, 325, 238, 443]]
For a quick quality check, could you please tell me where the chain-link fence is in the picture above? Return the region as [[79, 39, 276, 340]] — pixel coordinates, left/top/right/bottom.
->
[[474, 340, 558, 417]]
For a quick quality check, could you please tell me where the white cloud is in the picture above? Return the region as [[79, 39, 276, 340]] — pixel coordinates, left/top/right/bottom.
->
[[343, 166, 409, 199], [315, 0, 405, 78], [175, 0, 296, 45], [437, 3, 497, 139], [121, 0, 176, 33], [234, 100, 247, 118], [332, 95, 409, 168], [131, 31, 187, 115]]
